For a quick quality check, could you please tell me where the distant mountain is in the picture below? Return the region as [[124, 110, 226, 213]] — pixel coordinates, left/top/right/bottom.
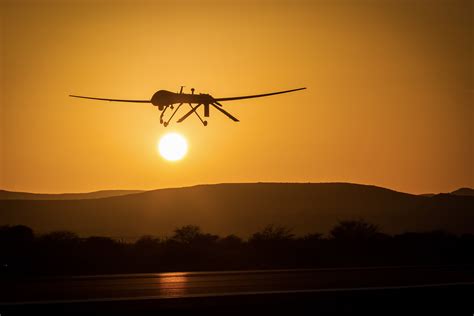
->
[[419, 188, 474, 197], [451, 188, 474, 197], [0, 190, 144, 200], [0, 183, 473, 237]]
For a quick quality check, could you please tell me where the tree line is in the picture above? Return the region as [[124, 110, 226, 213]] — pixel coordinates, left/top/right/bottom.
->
[[1, 219, 473, 277]]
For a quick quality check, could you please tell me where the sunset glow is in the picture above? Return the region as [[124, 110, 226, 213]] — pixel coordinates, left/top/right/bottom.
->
[[1, 0, 472, 193]]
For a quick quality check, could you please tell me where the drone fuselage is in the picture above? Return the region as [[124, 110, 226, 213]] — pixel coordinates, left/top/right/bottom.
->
[[151, 90, 214, 110]]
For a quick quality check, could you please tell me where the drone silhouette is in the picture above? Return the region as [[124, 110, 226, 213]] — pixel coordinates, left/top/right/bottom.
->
[[70, 86, 306, 126]]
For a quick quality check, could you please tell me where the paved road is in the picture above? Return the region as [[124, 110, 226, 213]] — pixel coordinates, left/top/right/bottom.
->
[[2, 265, 474, 304]]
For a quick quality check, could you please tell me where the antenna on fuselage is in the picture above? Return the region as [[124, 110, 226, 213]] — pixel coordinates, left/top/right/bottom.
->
[[191, 88, 195, 94], [179, 86, 185, 94]]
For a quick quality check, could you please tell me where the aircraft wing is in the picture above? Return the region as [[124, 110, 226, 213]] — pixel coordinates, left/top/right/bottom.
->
[[69, 95, 150, 103], [214, 87, 306, 102]]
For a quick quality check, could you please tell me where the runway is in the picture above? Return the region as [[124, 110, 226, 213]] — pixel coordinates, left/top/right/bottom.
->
[[2, 265, 474, 305]]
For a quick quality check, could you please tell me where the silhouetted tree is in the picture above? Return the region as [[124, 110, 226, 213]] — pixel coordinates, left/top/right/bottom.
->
[[249, 225, 294, 244], [171, 225, 218, 245], [172, 225, 202, 244], [248, 225, 296, 267], [83, 236, 120, 250], [300, 233, 323, 242], [2, 222, 474, 276], [135, 235, 161, 249], [219, 234, 243, 248], [39, 231, 80, 245], [329, 219, 380, 242]]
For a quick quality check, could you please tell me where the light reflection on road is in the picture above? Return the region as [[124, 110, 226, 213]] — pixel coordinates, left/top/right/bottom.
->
[[156, 272, 189, 297]]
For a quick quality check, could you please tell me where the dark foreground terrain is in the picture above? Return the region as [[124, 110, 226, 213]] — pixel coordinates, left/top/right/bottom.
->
[[2, 183, 473, 314], [1, 267, 473, 315], [2, 223, 474, 315]]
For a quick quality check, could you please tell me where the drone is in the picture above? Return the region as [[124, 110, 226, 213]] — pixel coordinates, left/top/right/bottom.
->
[[70, 86, 306, 126]]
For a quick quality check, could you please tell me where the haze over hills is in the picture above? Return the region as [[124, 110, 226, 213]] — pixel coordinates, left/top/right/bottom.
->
[[0, 190, 144, 200], [0, 183, 473, 237]]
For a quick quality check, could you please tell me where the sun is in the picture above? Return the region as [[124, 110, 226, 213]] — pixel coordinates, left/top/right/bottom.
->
[[158, 133, 188, 161]]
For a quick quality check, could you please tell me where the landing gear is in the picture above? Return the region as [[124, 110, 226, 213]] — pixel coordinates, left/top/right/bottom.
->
[[187, 103, 207, 126], [161, 103, 207, 126], [159, 105, 168, 124], [176, 102, 238, 125], [168, 103, 207, 127], [163, 103, 183, 127]]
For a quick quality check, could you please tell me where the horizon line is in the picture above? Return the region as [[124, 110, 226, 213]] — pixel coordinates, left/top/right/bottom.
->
[[1, 181, 472, 197]]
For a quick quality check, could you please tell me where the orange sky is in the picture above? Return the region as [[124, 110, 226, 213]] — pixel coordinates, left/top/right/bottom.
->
[[1, 0, 472, 194]]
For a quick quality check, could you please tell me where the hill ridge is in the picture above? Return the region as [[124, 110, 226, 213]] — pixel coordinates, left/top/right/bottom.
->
[[1, 182, 473, 237]]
